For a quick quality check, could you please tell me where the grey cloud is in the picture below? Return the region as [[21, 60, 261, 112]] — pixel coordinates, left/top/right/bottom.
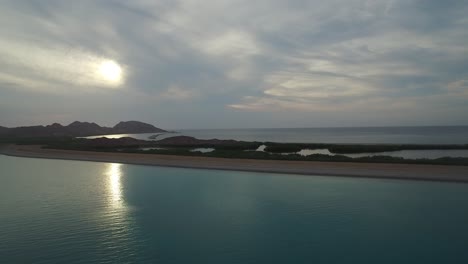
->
[[0, 0, 467, 128]]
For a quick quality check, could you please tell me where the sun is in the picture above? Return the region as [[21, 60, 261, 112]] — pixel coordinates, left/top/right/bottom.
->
[[98, 60, 122, 83]]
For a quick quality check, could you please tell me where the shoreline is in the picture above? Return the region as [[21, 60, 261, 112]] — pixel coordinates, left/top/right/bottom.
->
[[2, 144, 468, 183]]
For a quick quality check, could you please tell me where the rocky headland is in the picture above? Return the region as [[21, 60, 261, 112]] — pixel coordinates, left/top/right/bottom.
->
[[0, 121, 166, 138]]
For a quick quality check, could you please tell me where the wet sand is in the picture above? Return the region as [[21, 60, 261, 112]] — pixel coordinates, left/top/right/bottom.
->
[[1, 144, 468, 183]]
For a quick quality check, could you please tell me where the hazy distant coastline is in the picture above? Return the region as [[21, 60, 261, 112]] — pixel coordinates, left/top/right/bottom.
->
[[0, 121, 165, 138]]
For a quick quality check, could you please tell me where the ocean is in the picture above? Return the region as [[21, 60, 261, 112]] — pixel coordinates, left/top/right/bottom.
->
[[86, 126, 468, 144], [1, 155, 468, 263]]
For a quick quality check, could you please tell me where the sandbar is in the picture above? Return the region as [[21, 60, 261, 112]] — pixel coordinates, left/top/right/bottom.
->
[[1, 144, 468, 183]]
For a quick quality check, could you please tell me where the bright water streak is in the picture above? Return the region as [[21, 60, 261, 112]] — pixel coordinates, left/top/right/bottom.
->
[[1, 155, 468, 263]]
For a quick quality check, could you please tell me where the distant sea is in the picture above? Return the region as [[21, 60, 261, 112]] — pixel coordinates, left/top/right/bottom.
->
[[87, 126, 468, 144], [1, 155, 468, 263]]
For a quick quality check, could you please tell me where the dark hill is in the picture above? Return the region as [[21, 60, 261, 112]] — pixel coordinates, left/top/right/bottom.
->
[[0, 126, 8, 137], [0, 121, 166, 138], [68, 121, 101, 130], [113, 121, 165, 134], [65, 121, 110, 136]]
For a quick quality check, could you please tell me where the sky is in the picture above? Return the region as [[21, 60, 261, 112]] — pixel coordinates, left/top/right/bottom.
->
[[0, 0, 467, 129]]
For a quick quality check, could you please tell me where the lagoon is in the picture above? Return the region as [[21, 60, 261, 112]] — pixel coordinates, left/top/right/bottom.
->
[[1, 155, 468, 263]]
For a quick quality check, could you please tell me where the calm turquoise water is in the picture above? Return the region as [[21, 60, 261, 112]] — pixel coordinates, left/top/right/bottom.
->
[[1, 155, 468, 263]]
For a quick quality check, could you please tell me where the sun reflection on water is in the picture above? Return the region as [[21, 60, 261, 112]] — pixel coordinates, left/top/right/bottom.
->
[[106, 163, 123, 208], [102, 163, 134, 247]]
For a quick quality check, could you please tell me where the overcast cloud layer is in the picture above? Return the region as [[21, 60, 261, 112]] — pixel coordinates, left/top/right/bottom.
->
[[1, 0, 467, 129]]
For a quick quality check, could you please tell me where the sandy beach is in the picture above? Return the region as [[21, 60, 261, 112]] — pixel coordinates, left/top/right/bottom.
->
[[1, 144, 468, 183]]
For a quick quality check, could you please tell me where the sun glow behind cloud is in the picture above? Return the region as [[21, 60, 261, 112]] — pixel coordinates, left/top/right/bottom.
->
[[0, 39, 125, 92], [98, 60, 123, 84]]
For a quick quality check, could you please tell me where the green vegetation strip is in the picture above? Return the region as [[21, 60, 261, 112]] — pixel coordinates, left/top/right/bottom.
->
[[41, 146, 468, 166], [263, 142, 468, 153], [2, 136, 468, 166]]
